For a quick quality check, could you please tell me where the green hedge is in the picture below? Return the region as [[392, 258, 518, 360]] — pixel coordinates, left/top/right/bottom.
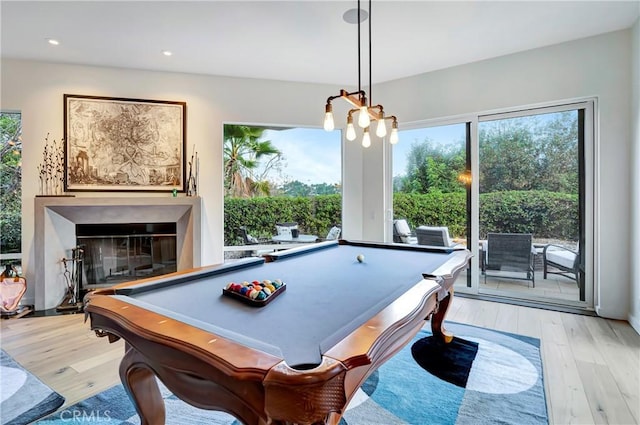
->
[[394, 190, 578, 239], [0, 199, 21, 253], [393, 192, 468, 237], [224, 195, 342, 245], [479, 191, 578, 239], [224, 190, 578, 244]]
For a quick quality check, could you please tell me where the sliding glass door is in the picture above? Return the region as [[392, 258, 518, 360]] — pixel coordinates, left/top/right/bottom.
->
[[478, 103, 592, 307], [391, 100, 593, 309]]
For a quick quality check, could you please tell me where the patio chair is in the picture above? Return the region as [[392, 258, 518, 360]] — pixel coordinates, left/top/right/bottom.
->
[[483, 233, 535, 287], [543, 243, 580, 287], [237, 227, 271, 257], [393, 219, 417, 244], [415, 226, 458, 247], [238, 226, 269, 245], [275, 222, 298, 238], [324, 226, 342, 241]]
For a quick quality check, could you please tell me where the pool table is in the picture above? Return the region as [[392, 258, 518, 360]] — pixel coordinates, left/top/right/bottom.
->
[[85, 239, 471, 425]]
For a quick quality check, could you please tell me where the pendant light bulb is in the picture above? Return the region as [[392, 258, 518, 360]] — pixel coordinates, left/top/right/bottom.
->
[[346, 114, 356, 141], [362, 127, 371, 148], [358, 105, 370, 128], [389, 126, 399, 145], [323, 104, 334, 131], [376, 119, 387, 138]]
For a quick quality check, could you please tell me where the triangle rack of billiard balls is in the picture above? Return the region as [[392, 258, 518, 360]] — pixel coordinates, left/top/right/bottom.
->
[[223, 279, 286, 307]]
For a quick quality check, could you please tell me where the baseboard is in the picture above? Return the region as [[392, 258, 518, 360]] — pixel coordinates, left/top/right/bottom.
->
[[456, 292, 598, 316], [628, 312, 640, 335]]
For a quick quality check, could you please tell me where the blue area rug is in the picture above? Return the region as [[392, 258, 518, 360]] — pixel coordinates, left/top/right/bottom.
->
[[1, 349, 65, 425], [37, 322, 548, 424]]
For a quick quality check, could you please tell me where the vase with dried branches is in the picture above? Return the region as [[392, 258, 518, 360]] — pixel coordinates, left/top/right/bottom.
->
[[37, 134, 65, 196], [186, 145, 199, 197]]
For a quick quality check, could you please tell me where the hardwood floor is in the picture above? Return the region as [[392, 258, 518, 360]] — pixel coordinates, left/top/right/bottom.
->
[[1, 297, 638, 424]]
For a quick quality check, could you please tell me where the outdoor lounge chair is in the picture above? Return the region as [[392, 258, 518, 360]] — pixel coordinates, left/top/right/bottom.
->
[[238, 226, 269, 245], [415, 226, 458, 247], [393, 219, 417, 244], [324, 226, 341, 241], [237, 227, 271, 257], [543, 243, 580, 286], [483, 233, 535, 287]]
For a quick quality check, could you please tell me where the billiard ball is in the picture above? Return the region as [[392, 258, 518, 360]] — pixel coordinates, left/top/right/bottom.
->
[[357, 254, 364, 263]]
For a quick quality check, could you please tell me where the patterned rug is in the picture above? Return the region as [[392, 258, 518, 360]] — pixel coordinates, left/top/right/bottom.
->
[[1, 349, 65, 425], [37, 322, 548, 424]]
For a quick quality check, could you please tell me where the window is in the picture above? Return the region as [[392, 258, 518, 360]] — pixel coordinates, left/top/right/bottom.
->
[[223, 124, 341, 259], [392, 124, 469, 240], [392, 122, 471, 287], [0, 112, 22, 272]]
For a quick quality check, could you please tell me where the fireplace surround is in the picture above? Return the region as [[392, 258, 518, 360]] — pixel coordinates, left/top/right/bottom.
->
[[34, 196, 202, 310]]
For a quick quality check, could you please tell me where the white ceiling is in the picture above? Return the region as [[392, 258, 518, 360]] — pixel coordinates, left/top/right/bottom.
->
[[1, 1, 638, 86]]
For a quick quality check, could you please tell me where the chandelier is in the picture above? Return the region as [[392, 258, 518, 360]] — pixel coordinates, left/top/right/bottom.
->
[[323, 0, 398, 147]]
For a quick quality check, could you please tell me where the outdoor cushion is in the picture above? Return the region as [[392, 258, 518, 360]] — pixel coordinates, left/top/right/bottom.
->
[[395, 220, 411, 236], [416, 226, 454, 247], [326, 226, 341, 240], [276, 222, 298, 237], [546, 249, 576, 269]]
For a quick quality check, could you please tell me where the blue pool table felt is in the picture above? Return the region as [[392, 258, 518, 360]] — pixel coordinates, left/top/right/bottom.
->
[[114, 243, 454, 368]]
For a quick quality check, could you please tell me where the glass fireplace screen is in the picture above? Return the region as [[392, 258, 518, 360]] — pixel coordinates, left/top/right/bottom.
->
[[77, 223, 177, 287]]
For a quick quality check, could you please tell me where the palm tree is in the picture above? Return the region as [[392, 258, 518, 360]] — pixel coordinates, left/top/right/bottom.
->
[[223, 125, 281, 198]]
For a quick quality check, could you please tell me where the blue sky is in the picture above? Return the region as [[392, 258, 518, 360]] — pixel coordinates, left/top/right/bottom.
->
[[264, 128, 341, 185], [263, 123, 466, 184]]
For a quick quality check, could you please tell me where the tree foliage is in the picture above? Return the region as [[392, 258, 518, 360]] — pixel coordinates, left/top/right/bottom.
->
[[395, 111, 578, 196], [223, 124, 282, 198], [0, 113, 22, 253], [276, 180, 340, 197], [479, 112, 578, 194], [395, 139, 466, 194]]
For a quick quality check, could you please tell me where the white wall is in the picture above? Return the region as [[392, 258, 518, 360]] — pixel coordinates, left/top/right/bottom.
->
[[1, 28, 634, 320], [629, 18, 640, 333]]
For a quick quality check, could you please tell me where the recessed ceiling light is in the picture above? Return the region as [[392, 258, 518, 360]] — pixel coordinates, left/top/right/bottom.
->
[[162, 50, 173, 56], [47, 38, 60, 46], [343, 8, 368, 24]]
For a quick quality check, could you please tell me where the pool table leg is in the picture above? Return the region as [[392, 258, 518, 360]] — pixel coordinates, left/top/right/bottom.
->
[[119, 344, 165, 425], [431, 288, 454, 343]]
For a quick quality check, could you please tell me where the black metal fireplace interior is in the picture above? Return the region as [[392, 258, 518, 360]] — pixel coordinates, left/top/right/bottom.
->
[[77, 223, 177, 287]]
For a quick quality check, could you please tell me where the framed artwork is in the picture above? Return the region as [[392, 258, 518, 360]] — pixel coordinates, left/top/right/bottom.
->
[[63, 94, 186, 192]]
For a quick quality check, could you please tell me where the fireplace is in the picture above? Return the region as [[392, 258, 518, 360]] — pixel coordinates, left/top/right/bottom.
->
[[77, 223, 177, 288], [34, 197, 202, 310]]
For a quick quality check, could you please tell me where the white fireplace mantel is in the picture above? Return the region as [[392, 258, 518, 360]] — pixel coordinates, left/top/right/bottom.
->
[[34, 196, 202, 310]]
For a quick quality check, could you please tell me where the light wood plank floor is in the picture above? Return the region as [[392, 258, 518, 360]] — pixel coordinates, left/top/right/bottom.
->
[[1, 297, 638, 424]]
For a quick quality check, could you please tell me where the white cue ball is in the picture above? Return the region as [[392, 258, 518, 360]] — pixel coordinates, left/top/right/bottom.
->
[[357, 254, 365, 263]]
